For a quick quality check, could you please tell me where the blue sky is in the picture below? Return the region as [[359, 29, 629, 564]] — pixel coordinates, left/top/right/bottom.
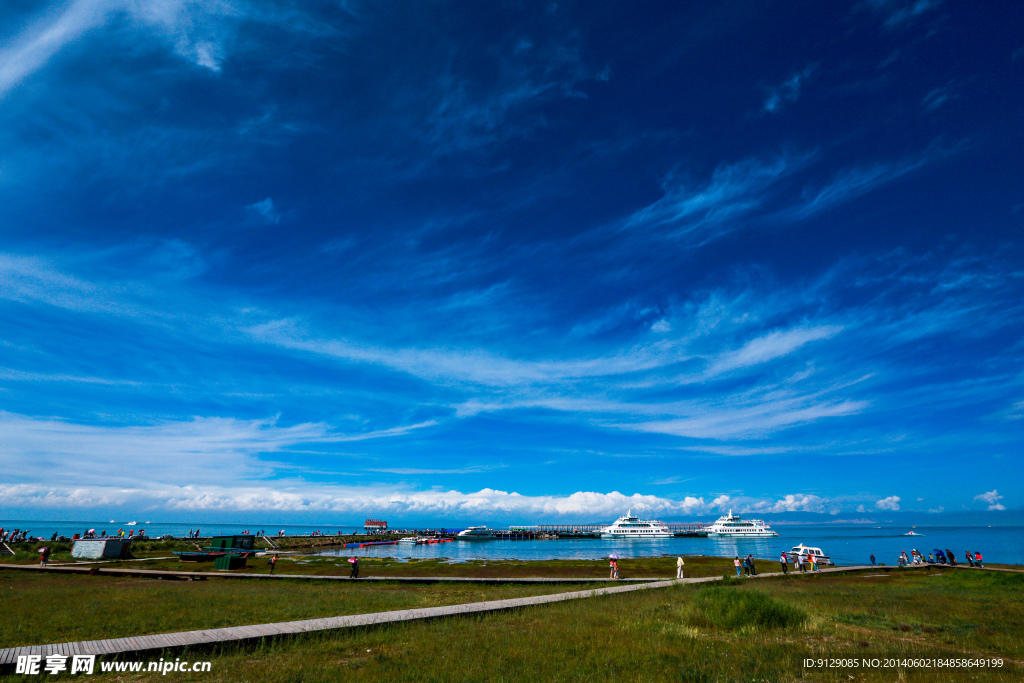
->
[[1, 0, 1021, 524]]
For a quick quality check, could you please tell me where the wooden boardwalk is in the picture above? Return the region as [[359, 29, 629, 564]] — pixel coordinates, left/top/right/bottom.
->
[[0, 565, 883, 667]]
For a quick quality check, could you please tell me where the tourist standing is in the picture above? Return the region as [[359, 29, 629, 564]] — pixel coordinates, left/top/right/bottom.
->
[[350, 557, 360, 578], [747, 554, 756, 576], [676, 556, 685, 579], [268, 554, 278, 575], [870, 553, 875, 566], [966, 551, 975, 567], [780, 552, 788, 574], [733, 556, 742, 577]]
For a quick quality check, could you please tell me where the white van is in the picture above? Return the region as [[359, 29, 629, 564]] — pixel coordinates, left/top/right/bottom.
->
[[789, 544, 833, 565]]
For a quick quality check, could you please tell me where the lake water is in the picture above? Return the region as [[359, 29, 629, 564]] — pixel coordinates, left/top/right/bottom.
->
[[4, 520, 1020, 566], [322, 525, 1022, 566]]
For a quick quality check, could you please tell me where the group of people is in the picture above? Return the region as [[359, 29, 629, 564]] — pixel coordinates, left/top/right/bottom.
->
[[186, 529, 202, 538], [883, 549, 982, 568], [0, 528, 31, 543]]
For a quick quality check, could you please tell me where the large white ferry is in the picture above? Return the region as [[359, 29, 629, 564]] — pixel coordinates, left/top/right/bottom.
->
[[702, 510, 778, 537], [599, 510, 674, 539], [456, 526, 494, 540]]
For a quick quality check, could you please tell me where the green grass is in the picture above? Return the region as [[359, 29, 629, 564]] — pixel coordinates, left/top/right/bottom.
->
[[3, 563, 1022, 681], [7, 550, 738, 579], [684, 584, 808, 631], [9, 568, 1012, 682], [0, 571, 601, 647]]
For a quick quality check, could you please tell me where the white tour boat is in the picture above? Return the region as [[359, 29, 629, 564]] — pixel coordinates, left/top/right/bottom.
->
[[702, 510, 778, 537], [789, 544, 833, 565], [456, 526, 495, 540], [599, 510, 674, 539]]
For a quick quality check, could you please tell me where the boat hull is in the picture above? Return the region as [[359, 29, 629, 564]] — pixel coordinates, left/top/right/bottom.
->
[[599, 532, 674, 539]]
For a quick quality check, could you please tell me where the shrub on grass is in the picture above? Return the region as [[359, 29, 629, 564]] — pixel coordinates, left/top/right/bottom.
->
[[685, 586, 807, 631]]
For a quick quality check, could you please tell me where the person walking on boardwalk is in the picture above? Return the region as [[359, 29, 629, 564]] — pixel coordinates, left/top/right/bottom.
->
[[349, 557, 360, 578], [611, 558, 619, 580], [780, 552, 788, 574], [734, 556, 742, 577], [676, 556, 685, 579], [870, 553, 876, 566], [268, 554, 278, 575], [966, 550, 975, 567], [747, 554, 756, 576], [798, 552, 807, 572], [974, 551, 983, 568]]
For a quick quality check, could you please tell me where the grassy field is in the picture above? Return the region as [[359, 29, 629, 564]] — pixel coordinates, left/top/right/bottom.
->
[[5, 546, 742, 579], [0, 571, 602, 647], [124, 568, 1024, 682], [3, 565, 1022, 681]]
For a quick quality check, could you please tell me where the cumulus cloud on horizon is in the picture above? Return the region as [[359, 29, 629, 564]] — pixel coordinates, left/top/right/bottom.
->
[[875, 495, 901, 511], [0, 483, 876, 522], [974, 489, 1005, 511]]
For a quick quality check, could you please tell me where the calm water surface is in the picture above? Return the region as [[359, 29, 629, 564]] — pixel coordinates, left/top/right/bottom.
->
[[319, 525, 1022, 566]]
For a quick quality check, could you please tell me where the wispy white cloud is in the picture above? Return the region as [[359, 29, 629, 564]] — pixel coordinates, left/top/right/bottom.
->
[[0, 0, 330, 99], [623, 397, 867, 440], [0, 411, 438, 489], [973, 489, 1005, 511], [367, 465, 499, 475], [704, 325, 843, 377], [247, 197, 281, 224], [624, 154, 808, 243], [787, 155, 936, 220], [0, 0, 113, 99], [922, 82, 956, 112], [881, 0, 941, 30], [762, 65, 816, 113]]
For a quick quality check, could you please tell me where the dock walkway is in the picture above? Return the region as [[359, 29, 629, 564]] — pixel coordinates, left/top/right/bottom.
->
[[1, 564, 1016, 668]]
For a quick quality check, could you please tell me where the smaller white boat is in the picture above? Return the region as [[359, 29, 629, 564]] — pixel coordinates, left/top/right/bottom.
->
[[397, 537, 418, 544], [903, 530, 925, 536], [109, 520, 116, 523], [125, 521, 138, 526], [790, 544, 833, 565], [456, 526, 494, 540]]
